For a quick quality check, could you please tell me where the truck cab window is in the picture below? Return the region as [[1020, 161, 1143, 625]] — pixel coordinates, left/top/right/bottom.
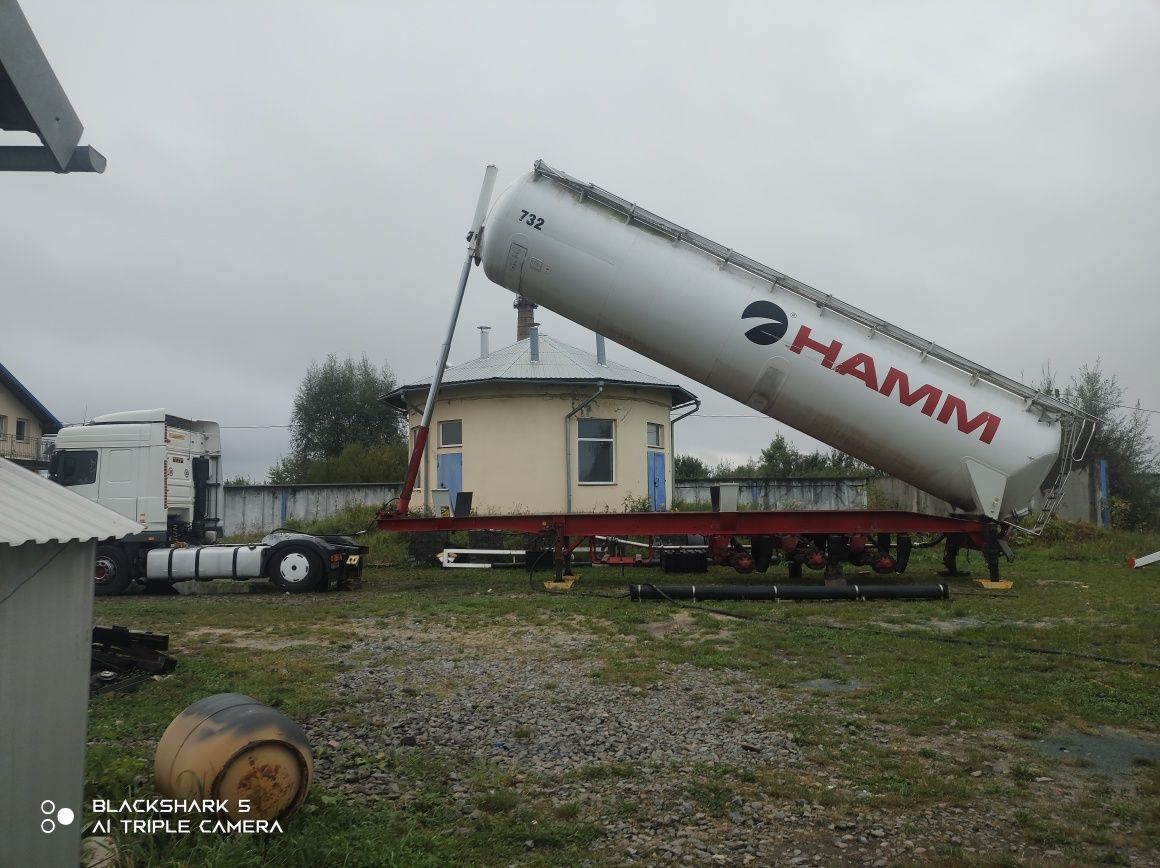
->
[[52, 450, 98, 486]]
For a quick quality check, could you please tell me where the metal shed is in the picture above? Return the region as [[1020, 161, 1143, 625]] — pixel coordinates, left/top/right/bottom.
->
[[0, 457, 140, 868]]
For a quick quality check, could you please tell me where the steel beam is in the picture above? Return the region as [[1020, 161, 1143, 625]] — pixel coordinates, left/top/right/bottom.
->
[[380, 508, 987, 545], [0, 144, 105, 172]]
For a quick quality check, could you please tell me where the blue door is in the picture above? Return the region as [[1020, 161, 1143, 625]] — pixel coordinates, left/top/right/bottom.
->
[[647, 451, 667, 511], [437, 453, 463, 502]]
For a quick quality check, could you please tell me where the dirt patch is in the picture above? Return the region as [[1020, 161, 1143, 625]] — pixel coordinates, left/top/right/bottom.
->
[[341, 616, 602, 657], [182, 627, 316, 651], [641, 610, 699, 638], [1031, 728, 1160, 779], [796, 678, 863, 693]]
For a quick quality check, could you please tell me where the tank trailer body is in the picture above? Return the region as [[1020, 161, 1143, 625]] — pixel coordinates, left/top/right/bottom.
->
[[50, 409, 366, 595], [480, 164, 1081, 523], [383, 161, 1093, 581]]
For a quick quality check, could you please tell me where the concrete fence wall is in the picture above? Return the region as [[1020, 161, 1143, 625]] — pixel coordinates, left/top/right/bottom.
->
[[222, 466, 1094, 536], [676, 466, 1093, 525], [673, 478, 870, 511], [223, 483, 402, 537]]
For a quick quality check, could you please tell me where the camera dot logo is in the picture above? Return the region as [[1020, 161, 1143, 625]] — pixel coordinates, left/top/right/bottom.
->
[[39, 800, 75, 834]]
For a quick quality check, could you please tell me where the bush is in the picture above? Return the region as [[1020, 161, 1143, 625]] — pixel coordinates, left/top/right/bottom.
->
[[300, 443, 408, 485]]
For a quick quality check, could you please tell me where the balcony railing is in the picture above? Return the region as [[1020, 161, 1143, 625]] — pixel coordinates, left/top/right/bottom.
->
[[0, 434, 52, 464]]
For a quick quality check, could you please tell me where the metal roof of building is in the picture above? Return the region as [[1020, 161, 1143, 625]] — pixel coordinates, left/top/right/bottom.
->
[[0, 457, 142, 547], [383, 334, 698, 409]]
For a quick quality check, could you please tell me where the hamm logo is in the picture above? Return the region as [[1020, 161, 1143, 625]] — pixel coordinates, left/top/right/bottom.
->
[[741, 300, 789, 345]]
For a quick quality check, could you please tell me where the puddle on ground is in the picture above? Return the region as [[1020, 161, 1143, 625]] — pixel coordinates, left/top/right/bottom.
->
[[1032, 730, 1160, 778], [796, 678, 863, 693]]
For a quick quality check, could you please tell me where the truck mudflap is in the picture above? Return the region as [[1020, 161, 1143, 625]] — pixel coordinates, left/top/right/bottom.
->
[[261, 531, 368, 592]]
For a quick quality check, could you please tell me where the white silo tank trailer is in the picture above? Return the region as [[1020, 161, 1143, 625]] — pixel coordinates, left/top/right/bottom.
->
[[383, 162, 1095, 584]]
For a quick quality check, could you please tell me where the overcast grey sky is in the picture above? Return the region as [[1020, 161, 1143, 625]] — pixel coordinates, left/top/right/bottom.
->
[[4, 1, 1158, 481]]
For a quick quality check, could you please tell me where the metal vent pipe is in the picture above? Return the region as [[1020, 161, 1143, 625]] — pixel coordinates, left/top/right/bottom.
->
[[478, 326, 490, 358], [529, 325, 540, 362], [596, 334, 607, 366]]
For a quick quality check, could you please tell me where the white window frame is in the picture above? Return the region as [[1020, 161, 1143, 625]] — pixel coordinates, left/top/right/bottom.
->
[[15, 418, 29, 442], [0, 415, 6, 438], [439, 419, 463, 448], [577, 418, 616, 485], [646, 422, 664, 449]]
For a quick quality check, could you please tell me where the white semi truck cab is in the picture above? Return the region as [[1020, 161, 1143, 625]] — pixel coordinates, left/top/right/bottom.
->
[[50, 408, 224, 543], [50, 409, 367, 595]]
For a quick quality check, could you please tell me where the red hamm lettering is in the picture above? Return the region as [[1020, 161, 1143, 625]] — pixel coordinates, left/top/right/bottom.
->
[[788, 325, 843, 368], [879, 367, 942, 417], [937, 395, 1001, 444], [787, 323, 1003, 445], [834, 353, 879, 390]]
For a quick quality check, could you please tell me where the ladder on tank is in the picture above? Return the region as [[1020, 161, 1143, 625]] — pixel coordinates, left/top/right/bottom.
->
[[1021, 416, 1096, 536]]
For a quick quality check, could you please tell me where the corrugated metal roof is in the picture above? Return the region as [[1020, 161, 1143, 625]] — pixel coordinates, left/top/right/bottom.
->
[[383, 334, 698, 408], [0, 457, 143, 547]]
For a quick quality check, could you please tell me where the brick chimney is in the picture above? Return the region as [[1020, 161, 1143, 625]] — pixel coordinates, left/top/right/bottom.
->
[[514, 295, 539, 341]]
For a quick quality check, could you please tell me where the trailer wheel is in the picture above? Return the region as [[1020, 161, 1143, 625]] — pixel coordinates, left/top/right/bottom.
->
[[94, 546, 132, 596], [269, 545, 324, 593]]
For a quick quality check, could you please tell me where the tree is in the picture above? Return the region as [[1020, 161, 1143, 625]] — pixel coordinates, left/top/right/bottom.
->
[[752, 434, 879, 478], [268, 354, 405, 483], [674, 453, 711, 480], [1057, 361, 1158, 529], [674, 437, 879, 482], [756, 433, 801, 476]]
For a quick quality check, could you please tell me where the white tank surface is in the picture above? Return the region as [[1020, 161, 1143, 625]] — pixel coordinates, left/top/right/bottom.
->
[[481, 161, 1088, 521], [146, 545, 265, 581]]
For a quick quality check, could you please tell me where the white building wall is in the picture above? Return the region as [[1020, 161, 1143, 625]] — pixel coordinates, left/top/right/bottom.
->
[[404, 383, 674, 514]]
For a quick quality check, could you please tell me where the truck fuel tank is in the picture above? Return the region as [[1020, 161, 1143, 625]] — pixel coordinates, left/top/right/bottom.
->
[[145, 545, 265, 581]]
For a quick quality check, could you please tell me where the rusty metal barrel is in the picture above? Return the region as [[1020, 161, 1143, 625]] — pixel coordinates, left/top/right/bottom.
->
[[154, 693, 313, 822]]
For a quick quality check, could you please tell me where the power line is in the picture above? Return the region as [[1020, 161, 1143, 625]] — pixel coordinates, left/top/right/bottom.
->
[[684, 414, 767, 420]]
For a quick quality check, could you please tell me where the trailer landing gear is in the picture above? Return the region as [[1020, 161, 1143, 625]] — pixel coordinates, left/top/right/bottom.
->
[[544, 573, 579, 591], [974, 524, 1015, 590]]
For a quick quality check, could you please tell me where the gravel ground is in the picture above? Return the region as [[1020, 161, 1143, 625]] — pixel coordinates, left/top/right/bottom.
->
[[302, 616, 1155, 866]]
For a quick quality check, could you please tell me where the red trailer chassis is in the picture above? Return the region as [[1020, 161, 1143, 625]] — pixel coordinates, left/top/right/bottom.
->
[[376, 509, 1006, 581]]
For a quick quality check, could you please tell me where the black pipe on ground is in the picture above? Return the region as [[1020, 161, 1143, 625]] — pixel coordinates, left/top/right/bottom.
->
[[628, 583, 949, 602]]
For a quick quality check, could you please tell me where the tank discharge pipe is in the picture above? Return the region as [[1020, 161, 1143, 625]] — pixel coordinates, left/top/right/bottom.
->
[[397, 164, 498, 515], [629, 584, 949, 602]]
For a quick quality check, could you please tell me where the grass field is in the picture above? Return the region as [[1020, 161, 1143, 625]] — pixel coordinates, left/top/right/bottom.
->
[[85, 525, 1160, 866]]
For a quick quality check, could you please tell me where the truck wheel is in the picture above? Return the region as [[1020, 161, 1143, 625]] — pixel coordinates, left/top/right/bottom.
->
[[269, 545, 324, 593], [94, 546, 132, 596]]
